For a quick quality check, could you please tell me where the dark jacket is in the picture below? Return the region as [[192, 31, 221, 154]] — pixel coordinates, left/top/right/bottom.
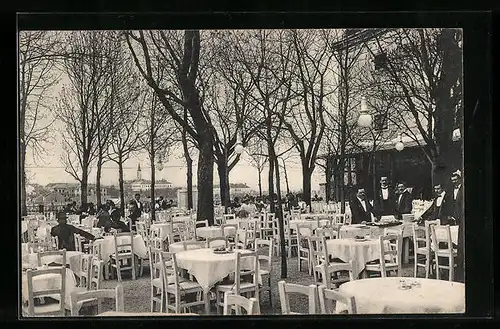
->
[[394, 191, 413, 220], [373, 186, 395, 218], [50, 223, 95, 251], [349, 196, 375, 224], [418, 192, 449, 225]]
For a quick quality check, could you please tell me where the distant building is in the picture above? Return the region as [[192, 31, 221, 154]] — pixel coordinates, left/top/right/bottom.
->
[[45, 183, 108, 199], [125, 164, 173, 191], [177, 183, 253, 209]]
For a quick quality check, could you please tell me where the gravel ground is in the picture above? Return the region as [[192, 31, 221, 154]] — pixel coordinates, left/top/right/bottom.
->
[[98, 256, 416, 315]]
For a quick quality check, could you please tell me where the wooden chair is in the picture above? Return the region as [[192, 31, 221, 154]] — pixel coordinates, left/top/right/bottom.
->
[[195, 220, 209, 229], [316, 226, 339, 240], [186, 219, 197, 240], [333, 214, 347, 226], [73, 234, 83, 252], [149, 227, 165, 251], [206, 236, 228, 249], [223, 214, 236, 223], [76, 254, 92, 289], [72, 256, 104, 313], [254, 238, 273, 307], [51, 236, 59, 251], [413, 224, 433, 278], [431, 225, 457, 281], [221, 223, 238, 247], [70, 285, 124, 316], [317, 285, 357, 314], [223, 292, 260, 315], [159, 252, 205, 314], [23, 266, 67, 317], [277, 281, 318, 314], [296, 223, 314, 274], [109, 232, 136, 282], [37, 249, 67, 267], [215, 251, 260, 314], [259, 213, 274, 240], [365, 234, 402, 277], [283, 214, 298, 257], [182, 240, 205, 251], [136, 221, 150, 246], [148, 247, 164, 312]]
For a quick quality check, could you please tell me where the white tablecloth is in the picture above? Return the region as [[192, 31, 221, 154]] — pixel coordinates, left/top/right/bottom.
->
[[337, 277, 465, 314], [326, 238, 386, 278], [196, 226, 236, 240], [23, 251, 84, 274], [300, 213, 332, 220], [150, 223, 174, 239], [21, 267, 78, 309], [93, 235, 148, 260], [175, 248, 257, 290], [340, 224, 412, 239], [290, 219, 330, 235], [169, 241, 204, 253]]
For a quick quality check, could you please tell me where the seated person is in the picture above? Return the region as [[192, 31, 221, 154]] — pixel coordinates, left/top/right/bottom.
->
[[51, 212, 95, 251], [127, 200, 140, 231], [107, 200, 130, 233]]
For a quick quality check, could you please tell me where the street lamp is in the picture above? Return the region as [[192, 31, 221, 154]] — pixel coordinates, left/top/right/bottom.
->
[[357, 96, 372, 128], [395, 133, 405, 152], [234, 135, 244, 155], [452, 128, 461, 142]]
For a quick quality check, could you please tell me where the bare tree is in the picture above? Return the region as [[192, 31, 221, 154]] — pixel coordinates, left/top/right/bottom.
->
[[107, 46, 145, 215], [280, 29, 337, 207], [245, 139, 268, 197], [19, 31, 61, 216], [56, 31, 116, 205], [126, 30, 216, 224], [138, 90, 177, 221], [369, 28, 463, 184]]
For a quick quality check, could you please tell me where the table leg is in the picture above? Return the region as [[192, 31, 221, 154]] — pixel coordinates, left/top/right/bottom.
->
[[402, 238, 410, 264], [203, 289, 210, 315]]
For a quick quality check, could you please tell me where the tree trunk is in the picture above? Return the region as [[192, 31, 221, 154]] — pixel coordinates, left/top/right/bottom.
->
[[282, 159, 290, 195], [325, 157, 331, 202], [96, 155, 103, 209], [274, 156, 287, 278], [301, 163, 312, 208], [81, 168, 88, 205], [118, 156, 125, 217], [150, 157, 156, 222], [268, 149, 275, 213], [217, 158, 230, 210], [20, 143, 28, 216], [258, 170, 263, 198], [186, 156, 193, 210], [197, 129, 214, 225]]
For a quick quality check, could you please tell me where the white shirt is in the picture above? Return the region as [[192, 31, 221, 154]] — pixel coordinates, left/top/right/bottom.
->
[[381, 188, 389, 200], [398, 194, 403, 205], [454, 185, 461, 200], [357, 197, 367, 212], [436, 191, 446, 207]]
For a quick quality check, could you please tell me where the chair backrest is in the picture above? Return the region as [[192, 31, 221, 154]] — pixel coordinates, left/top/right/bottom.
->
[[206, 236, 228, 249], [233, 251, 259, 295], [318, 285, 357, 314], [296, 223, 314, 247], [278, 281, 318, 314], [88, 256, 103, 290], [90, 241, 102, 260], [431, 224, 453, 252], [185, 219, 197, 240], [113, 232, 135, 257], [425, 219, 441, 240], [78, 254, 92, 289], [70, 285, 124, 316], [148, 247, 162, 280], [412, 224, 429, 251], [323, 260, 355, 289], [223, 214, 236, 222], [195, 220, 209, 228], [223, 292, 260, 315], [316, 226, 339, 240], [379, 234, 402, 276], [334, 214, 346, 225], [290, 209, 301, 221], [254, 238, 273, 273], [307, 235, 327, 268], [221, 224, 238, 238], [73, 234, 83, 252], [159, 252, 182, 292], [37, 249, 67, 267], [172, 221, 189, 241], [51, 236, 59, 250], [136, 221, 150, 241], [183, 240, 205, 251], [26, 266, 67, 316]]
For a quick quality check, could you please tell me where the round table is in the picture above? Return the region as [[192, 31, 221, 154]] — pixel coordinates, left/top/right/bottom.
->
[[175, 248, 257, 314], [22, 251, 84, 274], [93, 235, 148, 260], [326, 238, 387, 278], [196, 226, 236, 240], [340, 224, 413, 239], [337, 277, 465, 314]]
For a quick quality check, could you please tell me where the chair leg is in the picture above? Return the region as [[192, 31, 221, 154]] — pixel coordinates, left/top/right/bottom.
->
[[414, 253, 418, 278], [425, 254, 430, 279], [216, 291, 221, 314], [268, 276, 272, 307], [435, 254, 440, 280], [449, 256, 454, 282], [116, 261, 122, 282], [131, 257, 136, 280]]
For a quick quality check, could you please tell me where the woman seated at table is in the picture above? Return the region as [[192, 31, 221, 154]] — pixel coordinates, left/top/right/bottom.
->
[[96, 204, 130, 233], [51, 212, 95, 251]]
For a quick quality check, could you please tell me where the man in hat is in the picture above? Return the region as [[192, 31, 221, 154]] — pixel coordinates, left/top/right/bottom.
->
[[50, 212, 95, 251], [373, 176, 395, 220]]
